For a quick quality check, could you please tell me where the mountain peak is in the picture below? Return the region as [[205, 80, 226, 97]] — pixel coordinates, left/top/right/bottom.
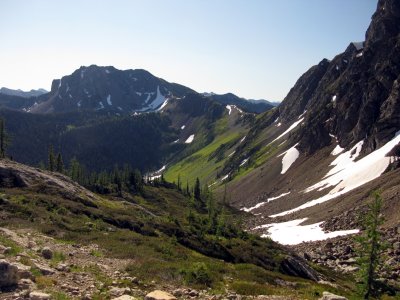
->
[[365, 0, 400, 46]]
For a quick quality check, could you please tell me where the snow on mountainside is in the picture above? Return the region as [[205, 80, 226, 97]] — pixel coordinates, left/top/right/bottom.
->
[[217, 0, 400, 246], [26, 65, 194, 114]]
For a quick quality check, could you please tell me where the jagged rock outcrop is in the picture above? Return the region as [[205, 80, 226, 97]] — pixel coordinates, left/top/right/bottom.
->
[[272, 0, 400, 155]]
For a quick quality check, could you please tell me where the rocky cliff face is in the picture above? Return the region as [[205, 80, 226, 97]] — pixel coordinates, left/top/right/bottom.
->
[[272, 0, 400, 155]]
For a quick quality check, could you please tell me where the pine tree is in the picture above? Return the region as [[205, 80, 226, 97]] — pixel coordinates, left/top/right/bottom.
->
[[186, 180, 190, 196], [56, 153, 64, 173], [48, 145, 55, 171], [177, 174, 181, 191], [355, 191, 386, 299], [194, 177, 201, 201], [0, 118, 8, 159]]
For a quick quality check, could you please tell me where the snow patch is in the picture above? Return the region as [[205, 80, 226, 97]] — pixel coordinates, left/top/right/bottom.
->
[[240, 158, 249, 167], [242, 192, 291, 212], [270, 117, 304, 144], [226, 105, 232, 115], [255, 218, 359, 245], [356, 52, 363, 58], [106, 94, 112, 105], [138, 86, 166, 111], [331, 145, 344, 156], [105, 69, 110, 74], [136, 92, 142, 96], [185, 134, 195, 144], [270, 133, 400, 218], [181, 125, 186, 130], [239, 136, 246, 143], [157, 99, 169, 111], [279, 145, 300, 174], [228, 151, 235, 157], [332, 95, 337, 102], [276, 122, 282, 127]]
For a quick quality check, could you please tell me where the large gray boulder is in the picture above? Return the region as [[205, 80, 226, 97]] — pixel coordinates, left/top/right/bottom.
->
[[0, 259, 19, 289]]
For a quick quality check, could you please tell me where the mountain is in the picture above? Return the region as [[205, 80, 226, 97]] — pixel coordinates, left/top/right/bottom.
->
[[0, 87, 47, 98], [165, 0, 400, 253], [202, 92, 277, 113], [26, 65, 194, 114]]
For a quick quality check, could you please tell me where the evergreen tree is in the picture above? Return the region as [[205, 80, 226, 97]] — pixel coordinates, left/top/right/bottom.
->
[[56, 153, 64, 173], [186, 180, 190, 196], [129, 169, 143, 194], [194, 177, 201, 201], [0, 118, 7, 159], [177, 174, 181, 191], [69, 157, 81, 182], [355, 191, 386, 299], [48, 145, 55, 171]]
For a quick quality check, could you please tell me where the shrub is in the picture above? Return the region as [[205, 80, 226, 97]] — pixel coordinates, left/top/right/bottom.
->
[[182, 262, 213, 287]]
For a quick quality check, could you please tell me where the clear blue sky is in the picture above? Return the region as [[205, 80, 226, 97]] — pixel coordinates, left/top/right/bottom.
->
[[0, 0, 377, 101]]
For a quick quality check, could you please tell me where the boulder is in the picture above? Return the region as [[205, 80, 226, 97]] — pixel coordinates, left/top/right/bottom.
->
[[41, 247, 53, 260], [145, 290, 176, 300], [33, 263, 55, 275], [109, 286, 130, 297], [319, 291, 347, 300], [279, 256, 320, 281], [29, 291, 51, 300], [112, 296, 138, 300], [12, 262, 33, 279], [0, 259, 19, 289]]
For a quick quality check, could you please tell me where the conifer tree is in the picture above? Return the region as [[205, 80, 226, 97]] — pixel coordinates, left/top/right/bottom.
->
[[355, 191, 386, 299], [48, 145, 55, 171], [0, 118, 7, 159], [56, 153, 64, 173], [194, 177, 201, 201]]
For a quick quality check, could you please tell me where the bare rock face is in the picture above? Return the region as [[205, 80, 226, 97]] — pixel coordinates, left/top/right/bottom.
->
[[271, 0, 400, 155], [0, 259, 19, 289], [279, 256, 320, 282], [145, 290, 177, 300], [319, 291, 347, 300], [41, 247, 53, 260]]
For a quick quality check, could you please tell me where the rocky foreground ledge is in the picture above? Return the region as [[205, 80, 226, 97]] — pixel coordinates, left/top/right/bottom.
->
[[0, 227, 348, 300]]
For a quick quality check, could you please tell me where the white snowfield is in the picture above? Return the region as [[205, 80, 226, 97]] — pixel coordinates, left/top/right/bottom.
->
[[242, 192, 291, 212], [181, 125, 186, 130], [185, 134, 195, 144], [138, 86, 166, 112], [226, 105, 232, 115], [106, 94, 112, 105], [270, 117, 304, 144], [270, 132, 400, 218], [279, 144, 300, 174], [255, 218, 359, 245], [331, 144, 344, 155]]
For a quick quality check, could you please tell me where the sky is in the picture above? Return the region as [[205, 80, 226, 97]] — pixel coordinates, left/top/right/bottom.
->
[[0, 0, 377, 101]]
